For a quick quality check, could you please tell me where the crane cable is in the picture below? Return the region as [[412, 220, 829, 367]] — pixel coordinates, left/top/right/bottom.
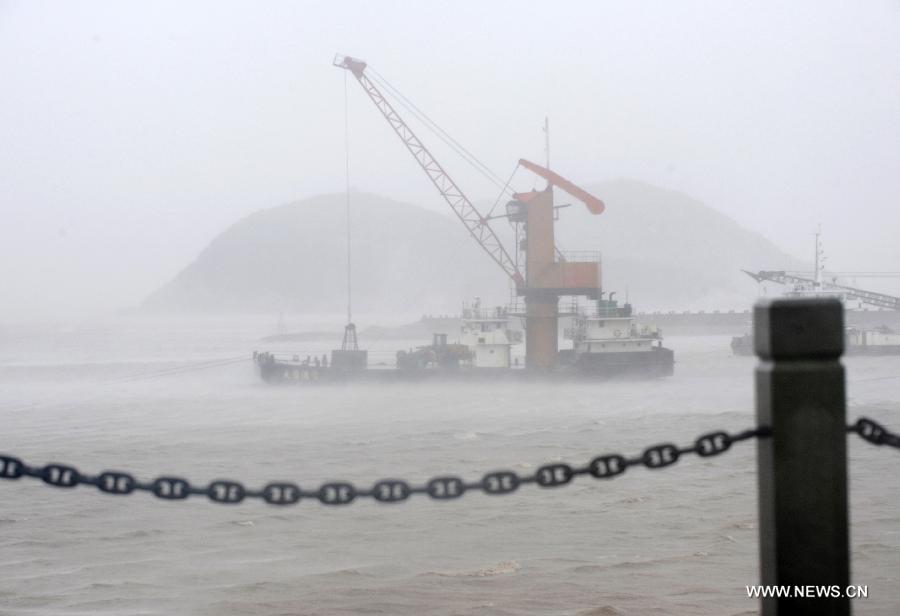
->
[[366, 68, 514, 197], [344, 70, 353, 325], [485, 163, 521, 219], [108, 356, 248, 383], [367, 68, 502, 185], [367, 70, 505, 191]]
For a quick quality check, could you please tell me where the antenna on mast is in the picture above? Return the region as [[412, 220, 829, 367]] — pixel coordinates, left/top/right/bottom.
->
[[814, 224, 824, 290], [543, 117, 550, 170]]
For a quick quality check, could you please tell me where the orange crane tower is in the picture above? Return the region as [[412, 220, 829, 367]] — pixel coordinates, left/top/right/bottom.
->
[[334, 55, 604, 370], [506, 163, 604, 369]]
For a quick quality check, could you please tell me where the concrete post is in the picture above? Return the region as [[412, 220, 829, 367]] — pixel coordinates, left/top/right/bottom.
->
[[754, 297, 850, 616]]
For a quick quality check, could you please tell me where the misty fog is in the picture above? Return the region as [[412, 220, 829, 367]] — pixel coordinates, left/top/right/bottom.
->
[[2, 1, 899, 318]]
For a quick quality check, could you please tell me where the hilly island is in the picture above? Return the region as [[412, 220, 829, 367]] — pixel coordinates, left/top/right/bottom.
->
[[140, 180, 801, 315]]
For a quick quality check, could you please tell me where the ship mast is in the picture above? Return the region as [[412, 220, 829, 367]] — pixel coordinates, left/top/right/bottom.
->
[[543, 116, 550, 170], [813, 226, 824, 290]]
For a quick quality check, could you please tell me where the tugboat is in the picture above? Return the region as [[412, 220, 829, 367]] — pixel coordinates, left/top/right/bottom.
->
[[561, 297, 674, 377]]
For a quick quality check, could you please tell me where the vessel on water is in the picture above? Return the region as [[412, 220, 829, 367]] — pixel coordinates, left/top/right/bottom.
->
[[731, 325, 900, 357], [560, 298, 673, 376], [255, 297, 674, 383], [731, 230, 900, 355], [255, 56, 676, 384], [844, 327, 900, 355]]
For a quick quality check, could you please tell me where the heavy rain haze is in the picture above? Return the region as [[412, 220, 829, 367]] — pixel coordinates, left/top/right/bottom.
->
[[2, 3, 900, 616], [2, 0, 899, 318]]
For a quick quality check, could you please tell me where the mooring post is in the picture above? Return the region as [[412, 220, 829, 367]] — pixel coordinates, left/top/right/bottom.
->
[[755, 297, 850, 615]]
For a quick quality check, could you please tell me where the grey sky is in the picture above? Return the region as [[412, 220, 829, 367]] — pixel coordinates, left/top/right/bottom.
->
[[2, 0, 898, 318]]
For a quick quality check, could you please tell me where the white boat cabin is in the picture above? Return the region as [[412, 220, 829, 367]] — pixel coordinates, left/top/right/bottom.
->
[[458, 300, 522, 368], [565, 300, 663, 356]]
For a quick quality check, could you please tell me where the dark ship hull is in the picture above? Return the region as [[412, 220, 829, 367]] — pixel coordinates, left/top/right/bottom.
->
[[255, 347, 675, 384], [731, 332, 900, 356]]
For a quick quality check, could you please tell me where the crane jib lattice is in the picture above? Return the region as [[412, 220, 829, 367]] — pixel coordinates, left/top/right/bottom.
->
[[0, 418, 895, 507], [333, 55, 524, 287]]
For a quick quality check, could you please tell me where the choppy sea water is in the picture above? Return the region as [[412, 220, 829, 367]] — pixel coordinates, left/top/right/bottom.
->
[[0, 316, 898, 615]]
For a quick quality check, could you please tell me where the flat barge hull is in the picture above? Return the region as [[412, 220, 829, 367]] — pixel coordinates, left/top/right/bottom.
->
[[257, 349, 674, 384], [846, 345, 900, 356]]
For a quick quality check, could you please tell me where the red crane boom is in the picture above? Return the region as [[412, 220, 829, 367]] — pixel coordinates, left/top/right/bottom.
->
[[517, 159, 605, 215], [334, 55, 524, 288]]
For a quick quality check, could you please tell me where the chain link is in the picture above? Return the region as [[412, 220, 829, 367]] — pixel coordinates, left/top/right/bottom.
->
[[0, 419, 892, 507], [0, 425, 768, 507], [849, 416, 900, 449]]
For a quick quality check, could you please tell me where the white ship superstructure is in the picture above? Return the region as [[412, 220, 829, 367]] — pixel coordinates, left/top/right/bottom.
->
[[565, 300, 664, 356], [844, 326, 900, 355], [559, 299, 674, 376], [458, 299, 522, 368]]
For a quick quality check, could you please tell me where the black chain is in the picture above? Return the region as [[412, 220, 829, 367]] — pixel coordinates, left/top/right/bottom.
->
[[0, 426, 767, 506], [0, 419, 892, 507], [849, 416, 900, 449]]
